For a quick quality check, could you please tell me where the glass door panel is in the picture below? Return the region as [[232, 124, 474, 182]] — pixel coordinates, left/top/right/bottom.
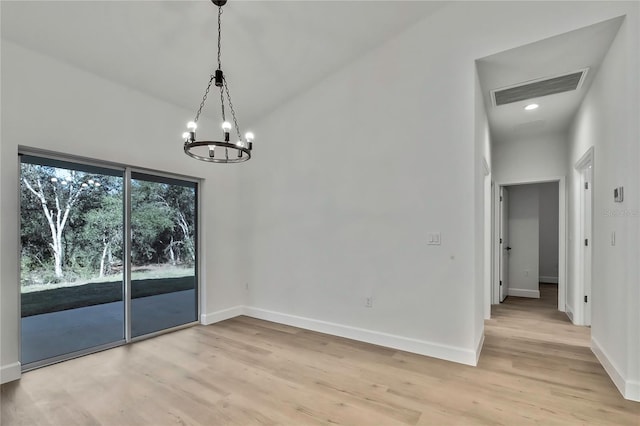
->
[[20, 155, 125, 366], [130, 172, 197, 337]]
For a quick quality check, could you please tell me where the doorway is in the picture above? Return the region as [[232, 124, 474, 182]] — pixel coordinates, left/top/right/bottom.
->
[[493, 178, 566, 313], [19, 152, 199, 369], [498, 186, 510, 302], [575, 147, 594, 326]]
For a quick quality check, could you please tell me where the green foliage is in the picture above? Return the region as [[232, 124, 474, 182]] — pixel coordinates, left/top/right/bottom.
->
[[21, 161, 196, 287], [131, 180, 173, 264], [81, 194, 124, 274]]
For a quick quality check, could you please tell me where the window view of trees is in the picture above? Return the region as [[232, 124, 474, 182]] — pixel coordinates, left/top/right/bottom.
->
[[130, 176, 196, 272], [20, 161, 196, 296], [21, 162, 124, 287]]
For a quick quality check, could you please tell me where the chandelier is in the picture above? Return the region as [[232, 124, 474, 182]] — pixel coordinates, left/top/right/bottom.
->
[[183, 0, 254, 163]]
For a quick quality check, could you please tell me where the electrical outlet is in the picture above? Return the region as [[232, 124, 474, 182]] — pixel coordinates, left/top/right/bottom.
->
[[365, 297, 373, 308]]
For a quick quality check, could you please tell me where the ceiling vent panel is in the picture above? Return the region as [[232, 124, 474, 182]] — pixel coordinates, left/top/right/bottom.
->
[[491, 68, 589, 106]]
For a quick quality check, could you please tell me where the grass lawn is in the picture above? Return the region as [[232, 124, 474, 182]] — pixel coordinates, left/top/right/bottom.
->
[[21, 276, 195, 317]]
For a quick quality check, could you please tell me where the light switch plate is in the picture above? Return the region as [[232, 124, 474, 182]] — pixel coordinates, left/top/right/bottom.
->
[[428, 233, 441, 245], [614, 186, 624, 202]]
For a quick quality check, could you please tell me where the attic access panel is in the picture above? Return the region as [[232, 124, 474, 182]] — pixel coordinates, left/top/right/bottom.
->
[[491, 68, 589, 106]]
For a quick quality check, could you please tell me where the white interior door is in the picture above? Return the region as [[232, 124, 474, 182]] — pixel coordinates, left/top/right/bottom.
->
[[499, 187, 510, 302], [583, 165, 593, 325]]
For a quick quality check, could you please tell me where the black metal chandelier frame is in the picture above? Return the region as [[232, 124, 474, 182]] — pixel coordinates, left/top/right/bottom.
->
[[183, 0, 253, 164]]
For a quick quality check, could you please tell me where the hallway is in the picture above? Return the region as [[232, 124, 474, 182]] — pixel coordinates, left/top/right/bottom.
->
[[481, 283, 638, 422], [487, 283, 587, 346]]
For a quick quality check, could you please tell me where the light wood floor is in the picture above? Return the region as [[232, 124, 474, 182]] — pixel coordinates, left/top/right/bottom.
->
[[2, 285, 639, 425]]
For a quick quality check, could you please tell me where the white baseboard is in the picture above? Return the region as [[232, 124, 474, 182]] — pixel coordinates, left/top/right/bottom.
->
[[565, 304, 575, 323], [626, 380, 640, 402], [243, 306, 479, 366], [508, 288, 540, 298], [591, 336, 639, 402], [0, 362, 21, 384], [200, 306, 244, 325], [475, 332, 485, 365], [539, 276, 558, 284]]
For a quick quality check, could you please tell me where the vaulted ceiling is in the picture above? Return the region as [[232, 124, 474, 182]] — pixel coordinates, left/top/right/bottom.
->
[[3, 1, 624, 145], [1, 1, 446, 126]]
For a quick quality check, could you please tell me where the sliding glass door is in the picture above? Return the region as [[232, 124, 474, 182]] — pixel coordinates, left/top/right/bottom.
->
[[20, 155, 125, 366], [20, 154, 198, 368], [130, 173, 198, 337]]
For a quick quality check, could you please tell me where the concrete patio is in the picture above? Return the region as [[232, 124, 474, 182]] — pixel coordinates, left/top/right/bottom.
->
[[21, 289, 197, 365]]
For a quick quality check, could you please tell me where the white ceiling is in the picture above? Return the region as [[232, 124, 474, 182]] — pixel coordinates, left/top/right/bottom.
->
[[476, 16, 624, 144], [1, 0, 446, 127]]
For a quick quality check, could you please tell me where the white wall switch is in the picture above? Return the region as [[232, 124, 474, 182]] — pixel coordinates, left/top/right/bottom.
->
[[614, 186, 624, 202], [428, 232, 441, 245]]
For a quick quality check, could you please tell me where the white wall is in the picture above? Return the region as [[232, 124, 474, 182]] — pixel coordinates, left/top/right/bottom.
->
[[236, 2, 639, 367], [539, 182, 559, 282], [0, 41, 248, 382], [567, 7, 640, 401], [493, 133, 568, 184], [507, 185, 540, 298]]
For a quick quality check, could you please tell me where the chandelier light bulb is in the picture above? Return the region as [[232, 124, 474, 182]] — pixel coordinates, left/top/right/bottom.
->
[[182, 132, 190, 140], [222, 121, 232, 132], [245, 132, 254, 142], [82, 183, 88, 188], [187, 121, 197, 130], [50, 177, 58, 183], [95, 182, 101, 187], [88, 179, 94, 185]]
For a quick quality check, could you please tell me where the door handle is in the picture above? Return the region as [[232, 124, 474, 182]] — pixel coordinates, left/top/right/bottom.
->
[[505, 246, 512, 251]]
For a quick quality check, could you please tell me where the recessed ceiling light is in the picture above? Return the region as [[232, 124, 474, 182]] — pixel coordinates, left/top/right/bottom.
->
[[524, 103, 539, 111]]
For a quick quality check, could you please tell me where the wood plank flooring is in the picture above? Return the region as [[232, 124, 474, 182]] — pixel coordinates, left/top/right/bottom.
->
[[2, 284, 639, 425]]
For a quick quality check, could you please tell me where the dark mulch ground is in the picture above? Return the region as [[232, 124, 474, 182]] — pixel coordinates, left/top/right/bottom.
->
[[21, 276, 195, 317]]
